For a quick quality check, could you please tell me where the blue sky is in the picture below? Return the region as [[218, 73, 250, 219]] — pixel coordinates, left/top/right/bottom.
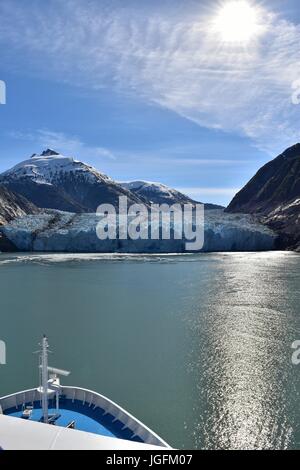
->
[[0, 0, 299, 205]]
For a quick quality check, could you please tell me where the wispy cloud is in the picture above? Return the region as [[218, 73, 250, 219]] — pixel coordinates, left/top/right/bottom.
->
[[9, 129, 116, 160], [1, 0, 300, 153], [116, 150, 253, 167]]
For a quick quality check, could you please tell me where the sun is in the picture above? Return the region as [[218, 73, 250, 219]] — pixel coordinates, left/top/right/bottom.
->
[[213, 1, 262, 43]]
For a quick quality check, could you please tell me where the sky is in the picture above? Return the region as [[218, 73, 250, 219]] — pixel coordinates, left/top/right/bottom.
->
[[0, 0, 299, 206]]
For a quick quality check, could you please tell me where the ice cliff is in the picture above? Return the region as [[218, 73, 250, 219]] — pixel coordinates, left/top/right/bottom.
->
[[1, 209, 276, 253]]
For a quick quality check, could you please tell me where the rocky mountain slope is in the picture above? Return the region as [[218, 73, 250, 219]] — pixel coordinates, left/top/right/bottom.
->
[[226, 144, 300, 250], [0, 149, 145, 213], [0, 184, 39, 251], [120, 180, 223, 209], [0, 184, 38, 225], [262, 199, 300, 251]]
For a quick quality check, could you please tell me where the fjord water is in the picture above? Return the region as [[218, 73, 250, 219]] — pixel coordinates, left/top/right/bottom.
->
[[0, 252, 299, 450]]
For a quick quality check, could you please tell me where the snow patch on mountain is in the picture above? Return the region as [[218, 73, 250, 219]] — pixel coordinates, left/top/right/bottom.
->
[[119, 180, 197, 206], [121, 180, 178, 196]]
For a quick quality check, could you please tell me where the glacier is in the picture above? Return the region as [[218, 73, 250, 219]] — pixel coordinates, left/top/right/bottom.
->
[[0, 209, 276, 253]]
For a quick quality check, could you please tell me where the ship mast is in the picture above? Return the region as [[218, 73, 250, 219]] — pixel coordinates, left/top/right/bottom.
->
[[41, 335, 49, 423]]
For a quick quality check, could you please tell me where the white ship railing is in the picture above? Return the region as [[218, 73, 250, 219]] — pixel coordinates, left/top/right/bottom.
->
[[0, 387, 170, 448]]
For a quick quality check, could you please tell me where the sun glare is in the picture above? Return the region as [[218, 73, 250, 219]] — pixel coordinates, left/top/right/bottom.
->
[[213, 1, 262, 43]]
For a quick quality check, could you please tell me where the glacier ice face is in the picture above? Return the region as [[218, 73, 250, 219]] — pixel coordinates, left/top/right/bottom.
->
[[1, 209, 276, 253]]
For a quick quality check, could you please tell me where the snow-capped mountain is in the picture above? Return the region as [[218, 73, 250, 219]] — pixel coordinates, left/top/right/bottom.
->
[[0, 149, 144, 212], [120, 180, 223, 209], [120, 180, 193, 205]]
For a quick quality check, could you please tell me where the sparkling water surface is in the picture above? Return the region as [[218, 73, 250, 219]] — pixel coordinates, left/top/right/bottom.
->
[[0, 251, 299, 449]]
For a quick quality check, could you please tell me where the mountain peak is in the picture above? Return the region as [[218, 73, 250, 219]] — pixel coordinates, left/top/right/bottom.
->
[[40, 149, 60, 157]]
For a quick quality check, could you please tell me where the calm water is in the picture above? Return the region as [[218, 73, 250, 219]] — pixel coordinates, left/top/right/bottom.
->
[[0, 251, 299, 449]]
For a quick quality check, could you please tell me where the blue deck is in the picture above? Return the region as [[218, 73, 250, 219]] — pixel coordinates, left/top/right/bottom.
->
[[4, 397, 144, 443]]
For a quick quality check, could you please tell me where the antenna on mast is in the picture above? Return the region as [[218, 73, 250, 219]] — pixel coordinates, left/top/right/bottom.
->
[[36, 335, 71, 423], [41, 335, 49, 424]]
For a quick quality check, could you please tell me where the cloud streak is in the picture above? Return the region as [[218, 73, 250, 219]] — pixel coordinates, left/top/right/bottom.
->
[[9, 129, 116, 160], [1, 0, 300, 153]]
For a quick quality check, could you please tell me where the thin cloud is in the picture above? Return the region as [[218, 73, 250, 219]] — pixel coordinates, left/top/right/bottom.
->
[[1, 0, 299, 153], [118, 152, 253, 166]]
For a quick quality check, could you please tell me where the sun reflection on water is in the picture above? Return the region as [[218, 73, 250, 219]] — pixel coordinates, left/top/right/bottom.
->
[[186, 252, 299, 449]]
